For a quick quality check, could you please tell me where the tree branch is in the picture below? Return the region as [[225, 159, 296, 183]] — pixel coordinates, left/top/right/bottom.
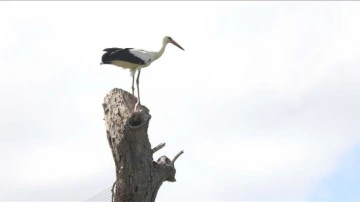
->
[[152, 143, 166, 154], [172, 150, 184, 165]]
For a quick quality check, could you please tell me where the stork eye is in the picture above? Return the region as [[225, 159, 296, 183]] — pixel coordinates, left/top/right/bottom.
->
[[168, 37, 172, 40]]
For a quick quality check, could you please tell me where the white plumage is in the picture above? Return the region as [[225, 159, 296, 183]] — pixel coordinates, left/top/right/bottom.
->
[[129, 49, 153, 65]]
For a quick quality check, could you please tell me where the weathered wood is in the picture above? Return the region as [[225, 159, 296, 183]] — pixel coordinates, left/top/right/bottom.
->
[[103, 88, 183, 202]]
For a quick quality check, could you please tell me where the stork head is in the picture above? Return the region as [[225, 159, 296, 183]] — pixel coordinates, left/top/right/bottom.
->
[[164, 36, 184, 51]]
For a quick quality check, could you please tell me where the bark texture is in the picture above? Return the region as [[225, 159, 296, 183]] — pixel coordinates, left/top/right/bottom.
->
[[103, 88, 183, 202]]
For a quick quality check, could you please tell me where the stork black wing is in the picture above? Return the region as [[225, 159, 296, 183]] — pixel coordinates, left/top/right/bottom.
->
[[101, 48, 145, 65], [103, 48, 124, 52]]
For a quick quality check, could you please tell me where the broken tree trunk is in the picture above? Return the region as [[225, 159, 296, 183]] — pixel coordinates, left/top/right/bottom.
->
[[102, 88, 183, 202]]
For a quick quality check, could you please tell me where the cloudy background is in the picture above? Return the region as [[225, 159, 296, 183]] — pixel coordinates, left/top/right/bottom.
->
[[1, 1, 360, 201]]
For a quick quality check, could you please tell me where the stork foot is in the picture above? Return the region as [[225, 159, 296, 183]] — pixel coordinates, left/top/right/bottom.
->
[[134, 101, 141, 112]]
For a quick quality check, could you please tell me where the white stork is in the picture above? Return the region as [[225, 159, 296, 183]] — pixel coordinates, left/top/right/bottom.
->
[[101, 36, 184, 111]]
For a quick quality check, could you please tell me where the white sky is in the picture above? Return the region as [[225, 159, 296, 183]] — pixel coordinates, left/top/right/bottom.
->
[[1, 1, 360, 201]]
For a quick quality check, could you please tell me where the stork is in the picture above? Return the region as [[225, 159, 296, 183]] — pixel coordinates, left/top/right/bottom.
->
[[101, 36, 184, 112]]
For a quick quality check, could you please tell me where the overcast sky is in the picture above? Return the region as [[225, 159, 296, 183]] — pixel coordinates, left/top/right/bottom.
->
[[1, 1, 360, 201]]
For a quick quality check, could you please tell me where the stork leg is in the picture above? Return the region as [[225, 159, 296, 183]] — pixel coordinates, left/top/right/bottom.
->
[[135, 69, 141, 109], [131, 72, 136, 112]]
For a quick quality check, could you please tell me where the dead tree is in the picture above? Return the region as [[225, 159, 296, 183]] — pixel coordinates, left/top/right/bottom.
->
[[102, 88, 183, 202]]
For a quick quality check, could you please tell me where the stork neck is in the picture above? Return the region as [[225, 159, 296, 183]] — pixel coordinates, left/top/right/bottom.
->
[[154, 41, 168, 60]]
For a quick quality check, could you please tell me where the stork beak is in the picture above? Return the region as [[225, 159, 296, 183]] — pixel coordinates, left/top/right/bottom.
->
[[170, 39, 185, 51]]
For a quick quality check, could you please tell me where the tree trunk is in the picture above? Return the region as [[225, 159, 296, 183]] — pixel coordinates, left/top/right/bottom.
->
[[102, 88, 183, 202]]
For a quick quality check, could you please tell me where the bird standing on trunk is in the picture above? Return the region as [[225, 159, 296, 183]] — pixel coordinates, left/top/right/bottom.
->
[[101, 36, 184, 112]]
